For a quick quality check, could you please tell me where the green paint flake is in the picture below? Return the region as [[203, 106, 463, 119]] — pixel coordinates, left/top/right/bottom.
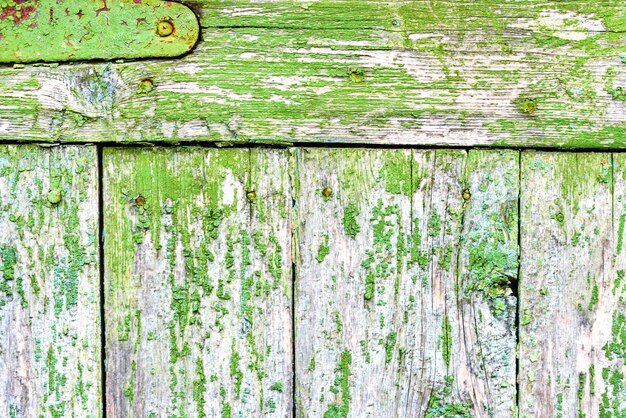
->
[[0, 245, 17, 298], [379, 152, 412, 195], [552, 211, 566, 226], [614, 270, 625, 296], [193, 358, 207, 418], [342, 203, 361, 239], [384, 332, 397, 364], [360, 200, 404, 301], [270, 382, 284, 392], [323, 350, 352, 418], [603, 311, 626, 362], [230, 341, 243, 399], [220, 386, 232, 418], [316, 234, 330, 263], [364, 272, 375, 301], [440, 316, 452, 368], [425, 376, 472, 418], [427, 210, 441, 237], [589, 283, 599, 311]]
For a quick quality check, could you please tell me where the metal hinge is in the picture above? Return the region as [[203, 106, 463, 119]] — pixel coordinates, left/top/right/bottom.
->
[[0, 0, 199, 64]]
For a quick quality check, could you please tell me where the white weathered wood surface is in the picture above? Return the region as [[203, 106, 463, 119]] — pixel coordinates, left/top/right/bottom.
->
[[103, 147, 293, 417], [294, 148, 518, 417], [0, 145, 101, 417], [519, 152, 625, 417]]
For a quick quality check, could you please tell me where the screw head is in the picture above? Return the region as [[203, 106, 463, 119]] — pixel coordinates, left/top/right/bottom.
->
[[138, 78, 154, 94], [462, 189, 471, 201], [157, 20, 174, 37], [135, 195, 146, 206], [246, 191, 257, 202], [47, 190, 62, 205], [322, 187, 333, 198]]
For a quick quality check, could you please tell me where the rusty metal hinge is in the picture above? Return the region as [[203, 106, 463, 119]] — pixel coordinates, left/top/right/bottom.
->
[[0, 0, 199, 64]]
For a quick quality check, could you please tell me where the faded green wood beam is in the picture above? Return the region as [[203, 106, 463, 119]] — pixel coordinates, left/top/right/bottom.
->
[[0, 1, 625, 147]]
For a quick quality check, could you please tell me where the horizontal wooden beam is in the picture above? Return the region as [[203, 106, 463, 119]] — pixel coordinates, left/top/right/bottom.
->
[[0, 1, 625, 147]]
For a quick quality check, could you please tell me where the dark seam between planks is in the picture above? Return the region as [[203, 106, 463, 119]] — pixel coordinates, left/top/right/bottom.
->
[[5, 140, 626, 153], [97, 145, 108, 418], [515, 151, 522, 418]]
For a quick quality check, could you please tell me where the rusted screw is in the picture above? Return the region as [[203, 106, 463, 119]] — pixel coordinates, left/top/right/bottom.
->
[[462, 189, 471, 201], [157, 20, 175, 37], [246, 191, 257, 202], [47, 190, 62, 205], [138, 78, 154, 94], [135, 195, 146, 206], [322, 187, 333, 198]]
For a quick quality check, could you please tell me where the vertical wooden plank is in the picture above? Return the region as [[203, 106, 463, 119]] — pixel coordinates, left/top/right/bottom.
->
[[454, 150, 519, 417], [104, 147, 292, 417], [294, 148, 518, 417], [0, 145, 101, 417], [607, 154, 626, 417], [519, 152, 621, 417]]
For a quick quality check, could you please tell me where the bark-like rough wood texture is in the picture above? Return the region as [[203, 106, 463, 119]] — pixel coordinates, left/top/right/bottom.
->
[[520, 152, 626, 417], [103, 147, 293, 417], [0, 145, 101, 417], [294, 148, 518, 417], [1, 1, 625, 147]]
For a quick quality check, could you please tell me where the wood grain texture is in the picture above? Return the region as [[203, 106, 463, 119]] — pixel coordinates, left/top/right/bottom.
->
[[103, 147, 293, 417], [1, 1, 625, 147], [0, 145, 101, 417], [519, 152, 626, 417], [294, 148, 518, 417]]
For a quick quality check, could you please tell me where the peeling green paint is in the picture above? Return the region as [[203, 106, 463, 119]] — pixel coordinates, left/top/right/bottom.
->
[[323, 350, 351, 418], [440, 316, 452, 369], [342, 203, 360, 239], [0, 0, 199, 63]]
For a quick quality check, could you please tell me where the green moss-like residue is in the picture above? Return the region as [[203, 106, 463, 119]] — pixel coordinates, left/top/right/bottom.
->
[[316, 234, 330, 263], [193, 358, 207, 417], [464, 151, 519, 315], [323, 350, 352, 418], [425, 376, 472, 418], [384, 332, 397, 364], [342, 203, 361, 239], [440, 316, 452, 369], [379, 152, 413, 196], [589, 283, 599, 311]]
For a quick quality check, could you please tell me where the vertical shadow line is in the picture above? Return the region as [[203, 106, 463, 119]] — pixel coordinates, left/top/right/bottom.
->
[[515, 151, 522, 417], [97, 145, 107, 418]]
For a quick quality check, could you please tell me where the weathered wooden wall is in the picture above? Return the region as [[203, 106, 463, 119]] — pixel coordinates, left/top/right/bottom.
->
[[1, 144, 626, 417], [1, 1, 626, 147]]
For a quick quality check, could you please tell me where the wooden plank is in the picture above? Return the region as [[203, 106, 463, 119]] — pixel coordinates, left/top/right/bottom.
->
[[519, 152, 625, 416], [103, 147, 293, 417], [294, 148, 518, 416], [0, 1, 625, 147], [0, 145, 101, 417]]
